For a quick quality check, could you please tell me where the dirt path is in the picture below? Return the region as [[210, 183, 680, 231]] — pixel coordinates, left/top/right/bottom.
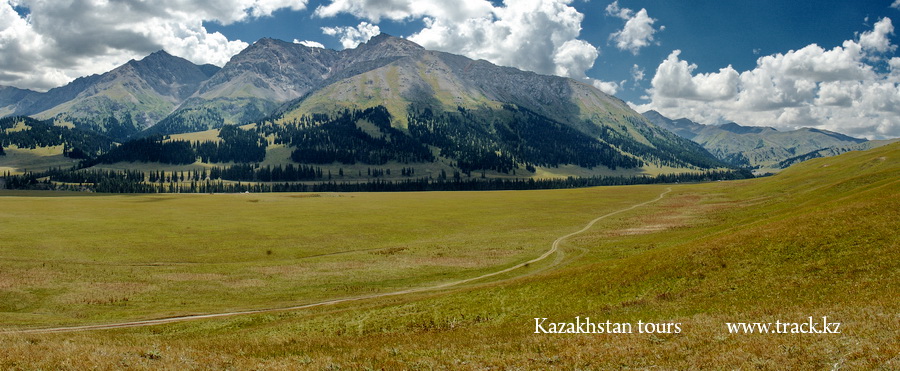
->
[[4, 187, 672, 335]]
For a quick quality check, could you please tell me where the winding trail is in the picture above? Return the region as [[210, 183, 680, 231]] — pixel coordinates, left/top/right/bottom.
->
[[3, 187, 672, 335]]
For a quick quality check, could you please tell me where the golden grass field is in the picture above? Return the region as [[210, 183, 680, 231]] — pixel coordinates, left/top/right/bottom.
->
[[0, 143, 897, 369]]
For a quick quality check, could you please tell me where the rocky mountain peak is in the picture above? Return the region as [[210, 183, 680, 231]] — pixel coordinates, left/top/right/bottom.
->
[[365, 33, 422, 48], [718, 122, 775, 135], [345, 33, 424, 62], [148, 49, 173, 58], [254, 37, 283, 46]]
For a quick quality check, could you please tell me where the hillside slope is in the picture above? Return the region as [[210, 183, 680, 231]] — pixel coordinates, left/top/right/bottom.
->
[[0, 141, 895, 369], [200, 142, 897, 368]]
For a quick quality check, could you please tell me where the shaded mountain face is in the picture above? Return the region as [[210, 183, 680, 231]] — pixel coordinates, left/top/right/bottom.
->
[[193, 38, 338, 103], [126, 50, 219, 101], [147, 39, 339, 136], [642, 110, 869, 172], [0, 86, 37, 117]]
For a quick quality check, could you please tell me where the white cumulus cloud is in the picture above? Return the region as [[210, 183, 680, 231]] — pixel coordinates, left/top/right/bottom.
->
[[294, 39, 325, 48], [605, 1, 662, 55], [651, 50, 740, 102], [315, 0, 493, 23], [553, 40, 599, 80], [631, 64, 645, 82], [859, 17, 896, 53], [592, 79, 620, 95], [637, 18, 900, 139], [316, 0, 603, 87], [0, 0, 309, 91], [321, 21, 380, 49]]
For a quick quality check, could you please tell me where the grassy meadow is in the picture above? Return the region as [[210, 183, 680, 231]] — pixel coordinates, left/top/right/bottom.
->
[[0, 143, 897, 369]]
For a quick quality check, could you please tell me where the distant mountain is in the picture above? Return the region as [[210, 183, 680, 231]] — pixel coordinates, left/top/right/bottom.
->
[[35, 51, 220, 139], [1, 52, 219, 140], [641, 110, 882, 172], [0, 86, 35, 116], [1, 74, 103, 118]]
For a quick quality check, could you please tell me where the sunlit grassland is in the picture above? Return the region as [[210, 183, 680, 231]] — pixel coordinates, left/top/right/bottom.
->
[[0, 143, 897, 369], [0, 145, 79, 175], [0, 185, 661, 329]]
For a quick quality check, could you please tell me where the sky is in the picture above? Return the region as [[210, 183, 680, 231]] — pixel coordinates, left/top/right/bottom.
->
[[1, 0, 899, 139]]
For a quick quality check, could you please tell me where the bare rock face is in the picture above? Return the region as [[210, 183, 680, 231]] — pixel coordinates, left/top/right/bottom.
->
[[194, 38, 338, 102], [126, 50, 217, 102], [192, 34, 426, 104]]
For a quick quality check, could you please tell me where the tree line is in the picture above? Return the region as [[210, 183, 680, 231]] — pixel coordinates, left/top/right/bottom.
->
[[260, 106, 435, 165], [195, 125, 267, 163], [81, 125, 268, 166], [258, 104, 660, 175], [0, 116, 115, 158], [3, 167, 753, 194], [20, 162, 415, 186], [406, 105, 648, 174]]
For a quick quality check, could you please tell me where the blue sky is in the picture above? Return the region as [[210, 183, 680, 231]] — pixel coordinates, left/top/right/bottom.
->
[[2, 0, 899, 138]]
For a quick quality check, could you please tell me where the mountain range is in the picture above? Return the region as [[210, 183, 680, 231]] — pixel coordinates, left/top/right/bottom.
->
[[641, 110, 894, 173], [1, 34, 732, 179], [3, 34, 892, 181]]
